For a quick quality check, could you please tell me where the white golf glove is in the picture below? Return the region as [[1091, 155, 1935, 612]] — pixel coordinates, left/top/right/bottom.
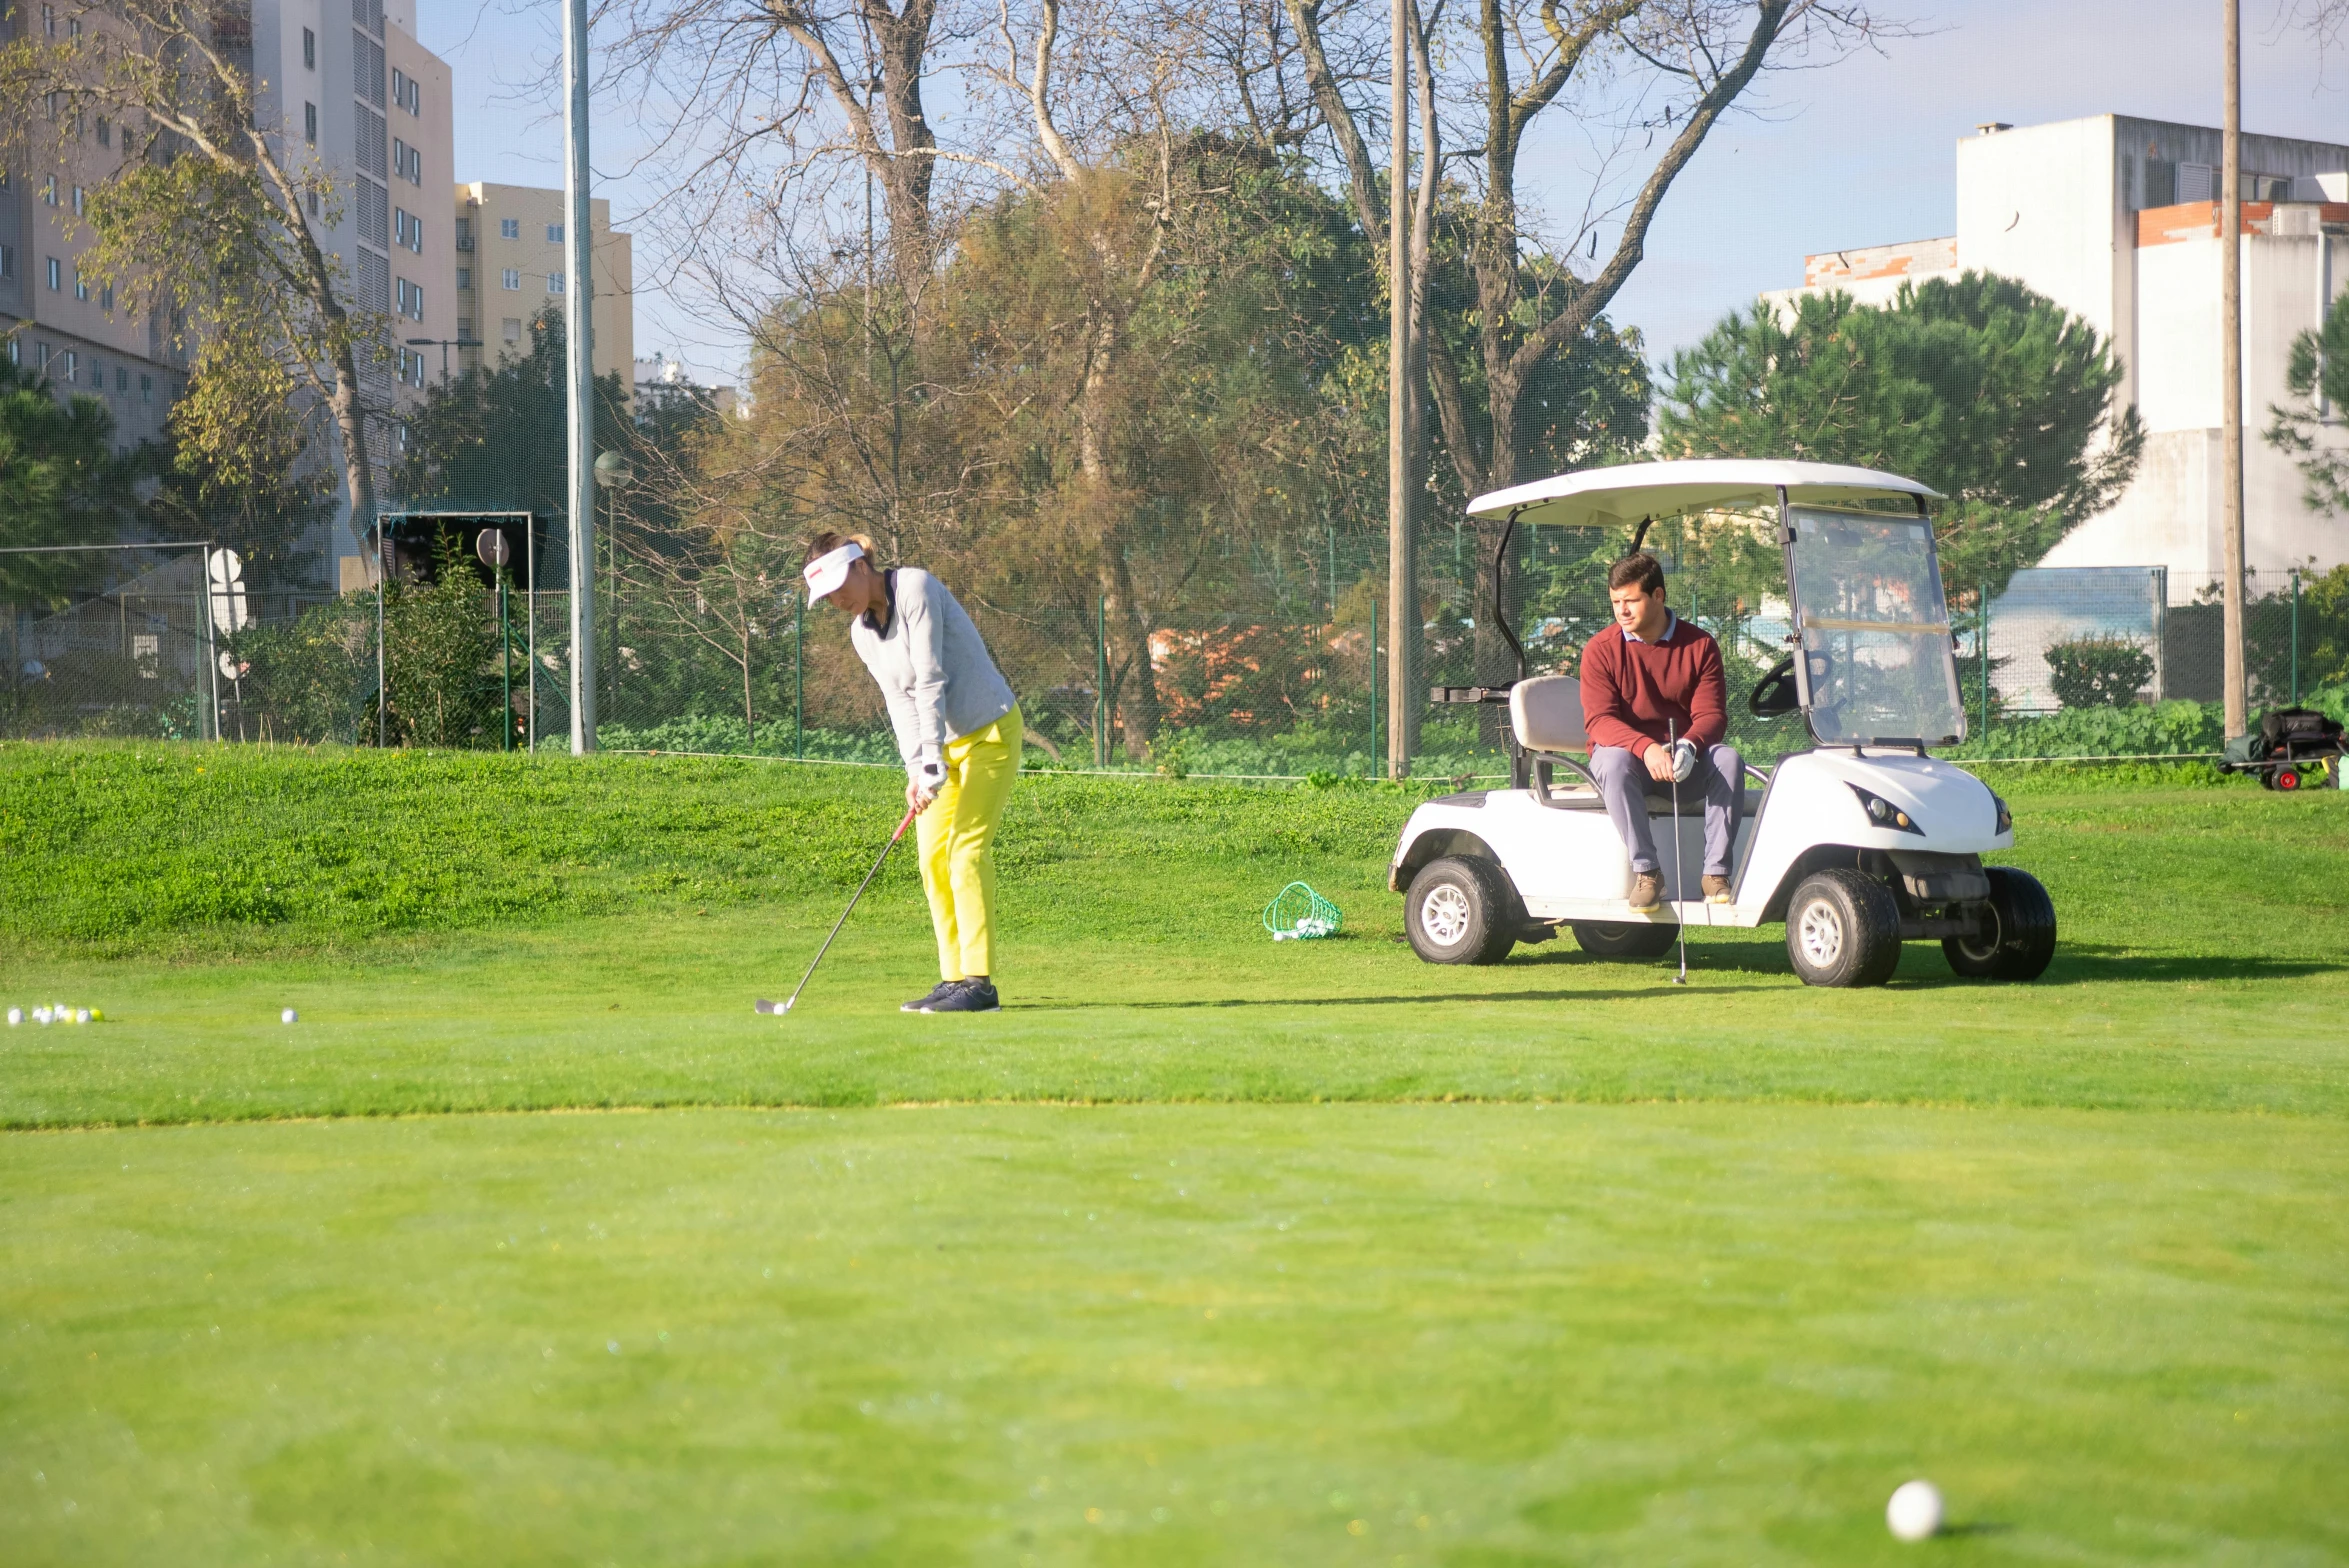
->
[[1668, 738, 1698, 783]]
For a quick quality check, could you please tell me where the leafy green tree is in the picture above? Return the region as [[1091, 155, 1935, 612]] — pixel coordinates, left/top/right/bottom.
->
[[392, 311, 635, 523], [0, 360, 145, 601], [1657, 272, 2145, 604], [2266, 289, 2349, 517], [145, 365, 337, 594]]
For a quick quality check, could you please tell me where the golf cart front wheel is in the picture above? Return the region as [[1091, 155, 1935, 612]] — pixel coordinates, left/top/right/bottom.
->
[[1942, 866, 2057, 981], [1571, 920, 1680, 960], [1405, 856, 1518, 965], [1784, 869, 1903, 987]]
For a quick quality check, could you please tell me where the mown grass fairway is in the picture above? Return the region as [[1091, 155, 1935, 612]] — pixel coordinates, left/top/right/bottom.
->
[[3, 744, 2345, 1564]]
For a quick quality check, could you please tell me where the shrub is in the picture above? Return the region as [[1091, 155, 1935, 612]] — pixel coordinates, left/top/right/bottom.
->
[[2046, 635, 2154, 709]]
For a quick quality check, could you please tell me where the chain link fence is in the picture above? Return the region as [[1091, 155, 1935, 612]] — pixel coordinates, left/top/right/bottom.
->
[[15, 524, 2347, 774]]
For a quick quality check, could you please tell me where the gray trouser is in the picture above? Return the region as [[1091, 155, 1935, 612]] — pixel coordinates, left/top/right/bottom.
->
[[1588, 743, 1745, 878]]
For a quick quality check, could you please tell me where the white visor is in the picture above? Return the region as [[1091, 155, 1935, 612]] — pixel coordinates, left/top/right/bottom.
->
[[803, 541, 863, 602]]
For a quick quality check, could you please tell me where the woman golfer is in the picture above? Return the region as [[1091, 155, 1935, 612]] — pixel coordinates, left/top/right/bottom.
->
[[803, 533, 1021, 1014]]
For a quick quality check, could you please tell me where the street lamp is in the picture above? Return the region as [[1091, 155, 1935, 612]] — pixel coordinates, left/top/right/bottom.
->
[[593, 450, 633, 716], [404, 334, 483, 384]]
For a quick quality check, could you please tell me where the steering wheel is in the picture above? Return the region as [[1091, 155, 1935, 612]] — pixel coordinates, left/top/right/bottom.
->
[[1749, 655, 1798, 718]]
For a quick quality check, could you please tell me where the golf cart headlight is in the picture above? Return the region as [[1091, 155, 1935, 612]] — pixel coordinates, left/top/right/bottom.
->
[[1993, 794, 2012, 836], [1848, 783, 1924, 836]]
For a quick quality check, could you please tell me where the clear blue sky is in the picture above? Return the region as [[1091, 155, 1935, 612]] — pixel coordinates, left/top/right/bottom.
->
[[420, 0, 2345, 386]]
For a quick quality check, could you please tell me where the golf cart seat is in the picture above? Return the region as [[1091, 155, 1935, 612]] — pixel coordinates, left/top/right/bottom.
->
[[1511, 673, 1761, 817]]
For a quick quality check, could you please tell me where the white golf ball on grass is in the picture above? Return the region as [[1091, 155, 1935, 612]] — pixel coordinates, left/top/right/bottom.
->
[[1886, 1479, 1943, 1541], [6, 1007, 19, 1026], [281, 1008, 299, 1025]]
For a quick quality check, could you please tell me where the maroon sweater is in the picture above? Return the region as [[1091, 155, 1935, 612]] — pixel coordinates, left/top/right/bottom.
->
[[1578, 613, 1729, 754]]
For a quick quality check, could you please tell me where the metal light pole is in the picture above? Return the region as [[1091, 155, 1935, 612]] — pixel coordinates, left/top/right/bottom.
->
[[563, 0, 598, 754], [2220, 0, 2248, 739], [1385, 0, 1413, 782]]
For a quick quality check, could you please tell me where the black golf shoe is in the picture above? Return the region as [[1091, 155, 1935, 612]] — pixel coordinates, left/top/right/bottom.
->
[[922, 978, 1000, 1014], [901, 979, 961, 1013]]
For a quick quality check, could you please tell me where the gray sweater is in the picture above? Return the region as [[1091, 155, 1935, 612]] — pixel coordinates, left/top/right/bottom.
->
[[849, 568, 1018, 786]]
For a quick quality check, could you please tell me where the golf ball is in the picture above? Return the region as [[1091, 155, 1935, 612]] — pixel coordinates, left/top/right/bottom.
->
[[6, 1007, 19, 1026], [33, 1008, 51, 1026], [1886, 1479, 1943, 1541], [90, 1009, 102, 1022], [75, 1009, 90, 1025], [281, 1008, 298, 1025]]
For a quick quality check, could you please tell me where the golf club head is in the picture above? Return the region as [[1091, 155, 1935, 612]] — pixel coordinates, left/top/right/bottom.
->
[[754, 998, 781, 1015]]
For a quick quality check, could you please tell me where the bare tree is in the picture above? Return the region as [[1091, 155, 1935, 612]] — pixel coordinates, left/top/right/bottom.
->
[[0, 0, 386, 524]]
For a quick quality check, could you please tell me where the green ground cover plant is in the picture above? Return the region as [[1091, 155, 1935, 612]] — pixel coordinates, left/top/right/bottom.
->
[[2, 741, 2344, 1563]]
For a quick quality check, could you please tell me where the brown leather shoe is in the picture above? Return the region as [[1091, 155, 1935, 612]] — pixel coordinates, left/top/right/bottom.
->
[[1702, 874, 1733, 904], [1627, 872, 1664, 911]]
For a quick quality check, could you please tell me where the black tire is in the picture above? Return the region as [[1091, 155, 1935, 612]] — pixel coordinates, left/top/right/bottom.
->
[[1942, 866, 2057, 981], [1571, 920, 1680, 959], [2277, 768, 2303, 791], [1784, 868, 1903, 988], [1405, 856, 1519, 966]]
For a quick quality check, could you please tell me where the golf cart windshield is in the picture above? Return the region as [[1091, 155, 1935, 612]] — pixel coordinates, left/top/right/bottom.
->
[[1786, 507, 1966, 746]]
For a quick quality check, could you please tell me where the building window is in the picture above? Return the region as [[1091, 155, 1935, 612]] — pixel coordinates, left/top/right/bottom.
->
[[546, 222, 564, 243], [502, 317, 521, 344], [457, 316, 472, 339], [62, 350, 77, 382], [75, 268, 89, 301], [304, 25, 316, 68], [3, 340, 16, 366], [100, 282, 113, 312], [390, 67, 419, 114], [140, 373, 152, 402], [499, 217, 519, 240], [454, 216, 472, 250], [96, 117, 110, 148], [308, 188, 320, 216], [394, 206, 423, 252], [42, 3, 55, 36], [547, 272, 564, 295], [0, 245, 12, 280], [116, 366, 127, 391], [456, 267, 471, 291], [46, 256, 61, 290], [396, 277, 424, 319], [43, 174, 58, 205], [501, 267, 520, 290], [305, 102, 317, 145], [71, 185, 85, 216]]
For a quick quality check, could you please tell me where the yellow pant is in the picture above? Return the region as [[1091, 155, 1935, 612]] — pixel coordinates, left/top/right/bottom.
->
[[916, 706, 1021, 982]]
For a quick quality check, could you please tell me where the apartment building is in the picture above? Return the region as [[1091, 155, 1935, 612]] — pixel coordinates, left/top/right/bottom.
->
[[1764, 114, 2349, 586], [454, 183, 633, 388], [249, 0, 456, 588], [0, 1, 188, 454]]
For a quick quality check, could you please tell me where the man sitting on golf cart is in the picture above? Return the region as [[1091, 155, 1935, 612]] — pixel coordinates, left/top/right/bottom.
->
[[1579, 553, 1742, 912]]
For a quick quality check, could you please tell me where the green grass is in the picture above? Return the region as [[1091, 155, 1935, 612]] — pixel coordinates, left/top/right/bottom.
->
[[2, 743, 2346, 1563]]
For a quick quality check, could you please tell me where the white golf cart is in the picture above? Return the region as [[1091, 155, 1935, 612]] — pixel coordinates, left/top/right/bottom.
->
[[1391, 459, 2055, 987]]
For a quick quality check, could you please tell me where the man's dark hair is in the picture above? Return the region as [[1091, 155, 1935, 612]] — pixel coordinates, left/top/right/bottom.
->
[[1608, 552, 1665, 596]]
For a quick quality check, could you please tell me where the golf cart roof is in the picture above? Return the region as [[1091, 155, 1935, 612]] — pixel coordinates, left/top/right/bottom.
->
[[1465, 459, 1940, 530]]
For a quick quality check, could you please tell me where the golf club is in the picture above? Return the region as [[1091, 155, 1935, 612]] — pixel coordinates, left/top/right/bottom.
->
[[1666, 719, 1689, 986], [756, 802, 921, 1017]]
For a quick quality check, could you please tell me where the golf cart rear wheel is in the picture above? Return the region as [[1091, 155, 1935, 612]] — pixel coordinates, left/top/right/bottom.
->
[[1405, 856, 1518, 966], [1571, 920, 1680, 960], [1784, 869, 1903, 988], [1942, 866, 2057, 981]]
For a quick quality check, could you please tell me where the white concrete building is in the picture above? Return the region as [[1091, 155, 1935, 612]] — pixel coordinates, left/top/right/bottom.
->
[[1764, 114, 2349, 591]]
